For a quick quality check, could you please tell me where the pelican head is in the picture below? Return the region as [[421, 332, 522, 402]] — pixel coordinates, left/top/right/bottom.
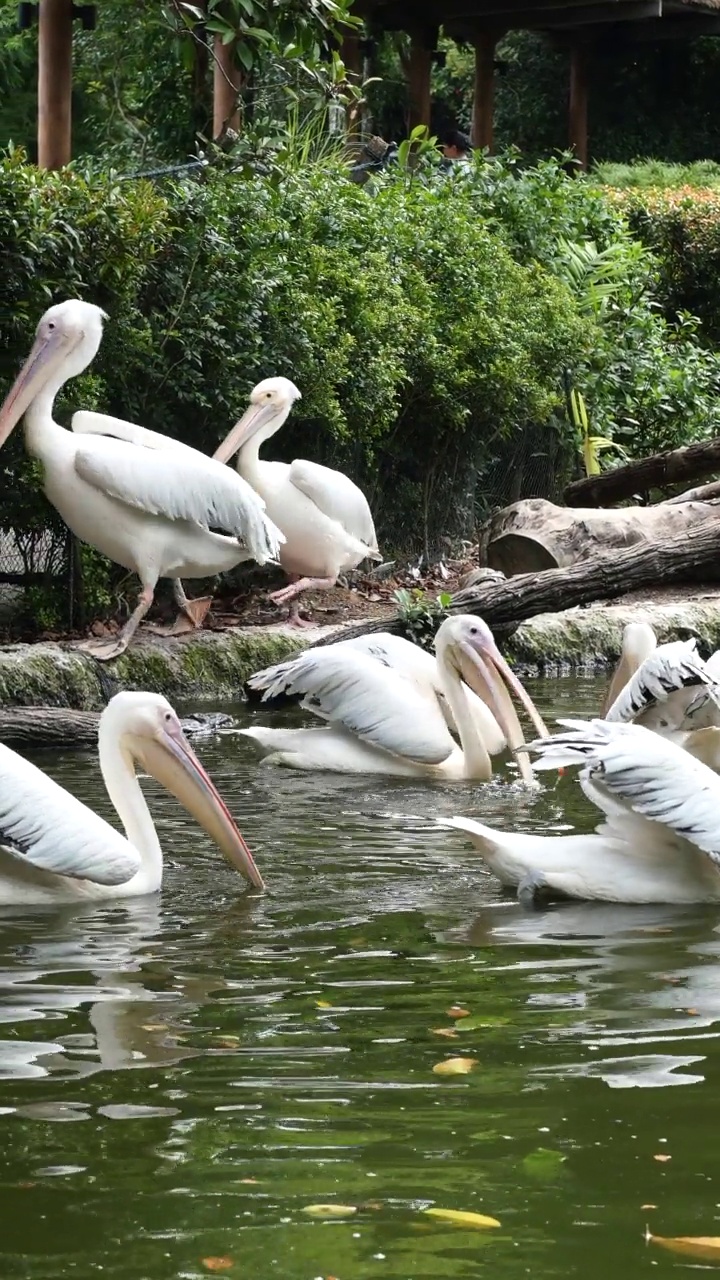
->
[[213, 376, 302, 464], [602, 621, 657, 716], [0, 299, 107, 448], [99, 691, 264, 889], [436, 614, 550, 769]]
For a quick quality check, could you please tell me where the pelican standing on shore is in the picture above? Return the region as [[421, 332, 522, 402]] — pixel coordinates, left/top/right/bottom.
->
[[241, 614, 549, 782], [0, 300, 284, 660], [0, 691, 264, 906], [213, 377, 380, 626]]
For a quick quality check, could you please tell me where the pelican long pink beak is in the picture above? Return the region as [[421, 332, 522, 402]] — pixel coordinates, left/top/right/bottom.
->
[[213, 401, 278, 465], [458, 628, 550, 785], [0, 325, 76, 448], [135, 720, 265, 889]]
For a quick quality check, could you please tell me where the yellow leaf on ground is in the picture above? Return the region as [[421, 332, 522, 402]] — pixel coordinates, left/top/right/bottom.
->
[[431, 1028, 458, 1038], [202, 1259, 234, 1272], [432, 1057, 478, 1076], [423, 1208, 501, 1230], [302, 1204, 357, 1218], [315, 1001, 333, 1009], [650, 1235, 720, 1261]]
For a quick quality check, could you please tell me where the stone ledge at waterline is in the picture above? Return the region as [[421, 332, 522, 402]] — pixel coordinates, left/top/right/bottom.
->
[[0, 592, 720, 709], [0, 626, 309, 710]]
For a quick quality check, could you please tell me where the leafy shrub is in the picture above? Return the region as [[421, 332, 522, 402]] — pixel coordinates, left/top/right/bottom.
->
[[2, 145, 717, 632], [610, 186, 720, 348]]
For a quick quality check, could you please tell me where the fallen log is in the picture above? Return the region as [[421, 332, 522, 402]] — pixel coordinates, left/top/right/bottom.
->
[[482, 497, 720, 576], [564, 436, 720, 508], [0, 709, 234, 752], [313, 515, 720, 646], [663, 477, 720, 505], [0, 708, 100, 750]]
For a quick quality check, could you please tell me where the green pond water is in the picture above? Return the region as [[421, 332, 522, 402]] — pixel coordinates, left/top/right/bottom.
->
[[0, 675, 718, 1280]]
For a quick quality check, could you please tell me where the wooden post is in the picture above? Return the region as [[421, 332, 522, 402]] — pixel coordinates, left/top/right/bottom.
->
[[568, 41, 589, 170], [38, 0, 74, 169], [472, 31, 498, 152], [407, 32, 433, 133], [213, 33, 242, 139]]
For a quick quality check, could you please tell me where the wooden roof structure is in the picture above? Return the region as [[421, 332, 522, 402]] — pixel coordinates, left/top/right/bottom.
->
[[27, 0, 720, 171], [349, 0, 720, 166]]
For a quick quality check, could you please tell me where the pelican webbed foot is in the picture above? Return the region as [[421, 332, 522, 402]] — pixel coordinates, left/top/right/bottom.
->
[[517, 871, 555, 910], [78, 584, 154, 662], [76, 633, 133, 662]]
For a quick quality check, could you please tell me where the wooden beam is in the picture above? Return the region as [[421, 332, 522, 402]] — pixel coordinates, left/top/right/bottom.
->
[[365, 0, 663, 24], [568, 40, 589, 170], [212, 33, 242, 139], [38, 0, 74, 169], [472, 31, 499, 151], [601, 14, 720, 40], [406, 31, 433, 132]]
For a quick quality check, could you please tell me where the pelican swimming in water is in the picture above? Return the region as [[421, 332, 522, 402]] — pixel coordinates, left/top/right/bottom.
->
[[0, 691, 264, 905], [444, 718, 720, 905], [213, 377, 380, 626], [241, 614, 549, 781], [601, 624, 720, 769], [0, 300, 284, 659], [247, 628, 508, 756]]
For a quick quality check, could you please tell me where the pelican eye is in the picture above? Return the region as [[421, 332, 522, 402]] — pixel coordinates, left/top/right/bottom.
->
[[47, 321, 56, 330]]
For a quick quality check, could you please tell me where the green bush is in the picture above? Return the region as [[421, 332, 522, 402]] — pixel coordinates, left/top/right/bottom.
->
[[0, 150, 590, 580], [2, 146, 718, 632], [435, 154, 720, 459], [610, 186, 720, 349]]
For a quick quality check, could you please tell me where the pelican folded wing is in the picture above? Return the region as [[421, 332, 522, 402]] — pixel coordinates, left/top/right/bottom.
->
[[73, 434, 283, 564], [0, 744, 140, 885], [248, 648, 455, 765]]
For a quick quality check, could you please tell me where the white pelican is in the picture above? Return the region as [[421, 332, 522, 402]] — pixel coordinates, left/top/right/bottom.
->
[[213, 377, 380, 626], [601, 626, 720, 772], [0, 300, 284, 660], [240, 614, 548, 781], [444, 718, 720, 905], [248, 629, 508, 756], [0, 690, 264, 905]]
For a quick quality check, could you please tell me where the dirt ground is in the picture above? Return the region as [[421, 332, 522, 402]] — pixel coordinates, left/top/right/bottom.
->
[[17, 550, 720, 646], [26, 552, 479, 644]]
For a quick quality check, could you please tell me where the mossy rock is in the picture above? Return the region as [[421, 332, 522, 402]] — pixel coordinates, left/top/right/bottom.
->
[[508, 601, 720, 673], [0, 627, 306, 710]]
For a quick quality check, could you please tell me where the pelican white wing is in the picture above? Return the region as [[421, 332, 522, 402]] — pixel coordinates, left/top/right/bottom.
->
[[72, 410, 200, 457], [247, 647, 455, 765], [604, 638, 720, 731], [530, 717, 720, 865], [338, 632, 506, 754], [289, 459, 379, 553], [0, 744, 139, 885], [72, 431, 283, 564]]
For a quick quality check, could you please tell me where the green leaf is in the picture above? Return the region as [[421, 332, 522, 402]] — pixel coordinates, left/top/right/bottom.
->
[[522, 1148, 567, 1180]]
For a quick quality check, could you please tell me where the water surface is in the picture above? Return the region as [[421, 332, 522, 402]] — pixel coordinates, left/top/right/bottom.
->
[[0, 676, 718, 1279]]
